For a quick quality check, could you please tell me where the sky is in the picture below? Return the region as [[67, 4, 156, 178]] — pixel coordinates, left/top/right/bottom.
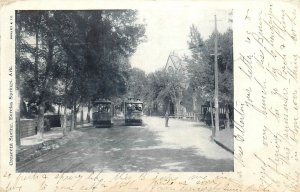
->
[[130, 8, 232, 74]]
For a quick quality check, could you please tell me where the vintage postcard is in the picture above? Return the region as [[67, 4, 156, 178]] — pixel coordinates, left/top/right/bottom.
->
[[0, 0, 299, 191]]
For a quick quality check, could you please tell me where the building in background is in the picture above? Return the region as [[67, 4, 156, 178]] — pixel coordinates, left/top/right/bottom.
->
[[163, 52, 197, 118]]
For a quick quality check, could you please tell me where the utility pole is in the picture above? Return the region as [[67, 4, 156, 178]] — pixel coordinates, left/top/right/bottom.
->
[[213, 15, 220, 138]]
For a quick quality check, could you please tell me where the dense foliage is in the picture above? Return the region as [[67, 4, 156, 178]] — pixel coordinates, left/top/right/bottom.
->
[[185, 26, 233, 106], [138, 26, 233, 116], [16, 10, 146, 136], [16, 10, 233, 136]]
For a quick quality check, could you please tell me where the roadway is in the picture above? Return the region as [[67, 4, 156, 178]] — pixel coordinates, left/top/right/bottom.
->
[[17, 116, 233, 172]]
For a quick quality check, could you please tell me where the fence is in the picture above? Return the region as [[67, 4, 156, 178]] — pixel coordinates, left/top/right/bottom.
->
[[170, 112, 201, 121], [19, 115, 69, 138], [20, 119, 37, 138]]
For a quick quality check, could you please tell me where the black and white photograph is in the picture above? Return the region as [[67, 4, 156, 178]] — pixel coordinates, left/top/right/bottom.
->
[[15, 8, 234, 172]]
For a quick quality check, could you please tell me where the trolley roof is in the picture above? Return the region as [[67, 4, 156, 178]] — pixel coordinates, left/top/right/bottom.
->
[[93, 99, 112, 104], [124, 98, 143, 104]]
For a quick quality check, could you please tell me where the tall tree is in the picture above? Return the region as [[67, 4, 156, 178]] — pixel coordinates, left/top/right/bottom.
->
[[55, 10, 146, 129], [126, 68, 148, 99], [17, 10, 146, 136], [17, 11, 67, 138], [185, 26, 233, 124]]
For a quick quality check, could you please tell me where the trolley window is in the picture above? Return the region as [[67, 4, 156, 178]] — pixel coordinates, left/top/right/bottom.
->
[[125, 103, 142, 112]]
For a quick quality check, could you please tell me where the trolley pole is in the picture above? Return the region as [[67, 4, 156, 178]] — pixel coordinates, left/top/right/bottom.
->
[[213, 14, 220, 138]]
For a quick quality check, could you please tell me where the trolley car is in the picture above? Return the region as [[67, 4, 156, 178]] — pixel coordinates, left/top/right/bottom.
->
[[92, 99, 113, 128], [124, 99, 143, 126]]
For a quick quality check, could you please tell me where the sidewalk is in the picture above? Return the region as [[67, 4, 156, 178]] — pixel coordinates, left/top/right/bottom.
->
[[143, 116, 233, 160], [16, 124, 90, 166], [171, 116, 234, 154], [213, 128, 234, 154], [20, 127, 63, 146]]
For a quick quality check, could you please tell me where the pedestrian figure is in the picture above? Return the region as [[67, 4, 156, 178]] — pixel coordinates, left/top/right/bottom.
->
[[165, 111, 169, 127]]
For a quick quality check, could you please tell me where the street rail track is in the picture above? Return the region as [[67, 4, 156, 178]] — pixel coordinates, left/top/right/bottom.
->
[[17, 147, 84, 172]]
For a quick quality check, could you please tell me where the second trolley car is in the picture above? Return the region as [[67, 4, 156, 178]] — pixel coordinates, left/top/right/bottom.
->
[[124, 99, 143, 126], [92, 99, 113, 128]]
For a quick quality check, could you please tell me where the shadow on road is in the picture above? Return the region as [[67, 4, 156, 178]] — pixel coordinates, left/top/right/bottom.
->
[[17, 118, 233, 172]]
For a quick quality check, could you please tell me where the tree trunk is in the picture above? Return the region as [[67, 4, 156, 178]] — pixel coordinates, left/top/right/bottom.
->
[[37, 101, 45, 140], [80, 104, 84, 126], [57, 104, 61, 115], [165, 99, 170, 127], [175, 99, 180, 119], [62, 105, 67, 136], [71, 108, 75, 131], [21, 100, 28, 117], [87, 101, 91, 123], [33, 14, 43, 90], [63, 55, 69, 134], [74, 102, 78, 129], [225, 104, 230, 129], [71, 100, 77, 131], [34, 20, 40, 84]]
